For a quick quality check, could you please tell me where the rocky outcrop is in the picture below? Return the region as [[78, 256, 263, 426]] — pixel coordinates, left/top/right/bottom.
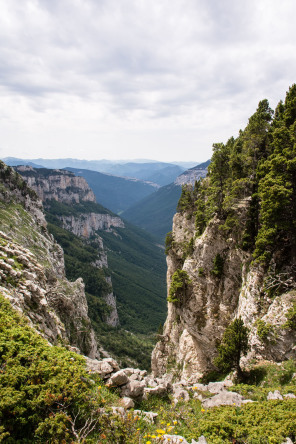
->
[[59, 212, 124, 237], [174, 164, 208, 186], [152, 200, 296, 380], [0, 162, 98, 357], [15, 165, 120, 327], [14, 165, 96, 203]]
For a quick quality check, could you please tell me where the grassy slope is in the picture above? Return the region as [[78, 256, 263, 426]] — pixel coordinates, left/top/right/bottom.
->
[[121, 183, 182, 243]]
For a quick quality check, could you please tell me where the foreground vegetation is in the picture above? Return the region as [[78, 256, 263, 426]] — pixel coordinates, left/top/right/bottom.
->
[[1, 293, 295, 443]]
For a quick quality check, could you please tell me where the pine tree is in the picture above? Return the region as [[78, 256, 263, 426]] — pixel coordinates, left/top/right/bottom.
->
[[214, 317, 249, 380]]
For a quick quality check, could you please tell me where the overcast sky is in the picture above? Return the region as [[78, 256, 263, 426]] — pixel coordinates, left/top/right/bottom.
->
[[0, 0, 295, 162]]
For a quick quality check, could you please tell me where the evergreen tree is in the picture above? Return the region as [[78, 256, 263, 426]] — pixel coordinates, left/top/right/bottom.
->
[[214, 317, 249, 379], [254, 85, 296, 262]]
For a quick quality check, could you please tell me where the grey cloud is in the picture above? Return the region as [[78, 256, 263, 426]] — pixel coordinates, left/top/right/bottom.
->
[[0, 0, 296, 160]]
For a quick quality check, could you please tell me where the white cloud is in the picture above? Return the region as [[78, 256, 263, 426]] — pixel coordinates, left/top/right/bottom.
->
[[0, 0, 295, 161]]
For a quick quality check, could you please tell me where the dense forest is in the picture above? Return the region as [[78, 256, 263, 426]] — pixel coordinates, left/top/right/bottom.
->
[[177, 84, 296, 270]]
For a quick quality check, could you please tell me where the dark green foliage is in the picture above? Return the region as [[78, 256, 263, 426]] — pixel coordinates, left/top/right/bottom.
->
[[283, 302, 296, 330], [98, 223, 167, 334], [254, 85, 296, 262], [46, 199, 167, 334], [256, 319, 277, 342], [168, 269, 191, 304], [165, 230, 174, 254], [46, 198, 111, 216], [182, 237, 194, 260], [46, 221, 111, 301], [177, 185, 194, 213], [194, 182, 208, 236], [212, 253, 224, 278], [214, 317, 249, 379], [182, 84, 296, 270], [0, 294, 115, 443]]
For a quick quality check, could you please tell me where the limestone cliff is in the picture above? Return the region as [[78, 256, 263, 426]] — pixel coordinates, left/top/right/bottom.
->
[[152, 87, 296, 380], [152, 203, 296, 380], [174, 161, 209, 186], [59, 212, 124, 238], [15, 165, 96, 203], [14, 165, 120, 327], [0, 161, 98, 357]]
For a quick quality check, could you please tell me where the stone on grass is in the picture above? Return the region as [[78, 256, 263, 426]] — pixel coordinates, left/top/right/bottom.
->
[[108, 370, 129, 387], [203, 391, 244, 408], [120, 397, 134, 409], [267, 390, 283, 400], [120, 380, 145, 399]]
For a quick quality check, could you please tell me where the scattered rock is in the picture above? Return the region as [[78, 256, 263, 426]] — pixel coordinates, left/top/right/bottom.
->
[[207, 381, 233, 393], [144, 385, 167, 397], [108, 369, 129, 387], [121, 379, 146, 400], [267, 390, 283, 400], [111, 407, 125, 417], [173, 386, 190, 402], [203, 391, 245, 408], [133, 410, 158, 423], [119, 397, 134, 409]]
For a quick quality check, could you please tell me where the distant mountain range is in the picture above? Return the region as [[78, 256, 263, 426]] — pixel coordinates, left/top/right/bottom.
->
[[64, 167, 159, 214], [3, 156, 210, 243], [2, 157, 199, 187]]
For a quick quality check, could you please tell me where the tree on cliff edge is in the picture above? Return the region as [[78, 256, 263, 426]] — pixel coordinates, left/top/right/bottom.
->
[[214, 317, 249, 380]]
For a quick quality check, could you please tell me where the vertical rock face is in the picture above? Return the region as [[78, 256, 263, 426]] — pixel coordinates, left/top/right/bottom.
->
[[15, 166, 96, 203], [15, 165, 120, 327], [152, 203, 296, 380], [0, 161, 99, 358], [59, 213, 124, 238]]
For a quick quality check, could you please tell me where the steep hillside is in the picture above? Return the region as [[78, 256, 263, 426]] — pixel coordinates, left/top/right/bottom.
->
[[15, 166, 167, 368], [122, 161, 210, 242], [174, 159, 210, 185], [65, 167, 158, 214], [122, 183, 181, 242], [152, 85, 296, 380], [0, 161, 98, 357]]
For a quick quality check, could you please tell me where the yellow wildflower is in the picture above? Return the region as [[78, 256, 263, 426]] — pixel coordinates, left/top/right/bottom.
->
[[156, 429, 166, 434]]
